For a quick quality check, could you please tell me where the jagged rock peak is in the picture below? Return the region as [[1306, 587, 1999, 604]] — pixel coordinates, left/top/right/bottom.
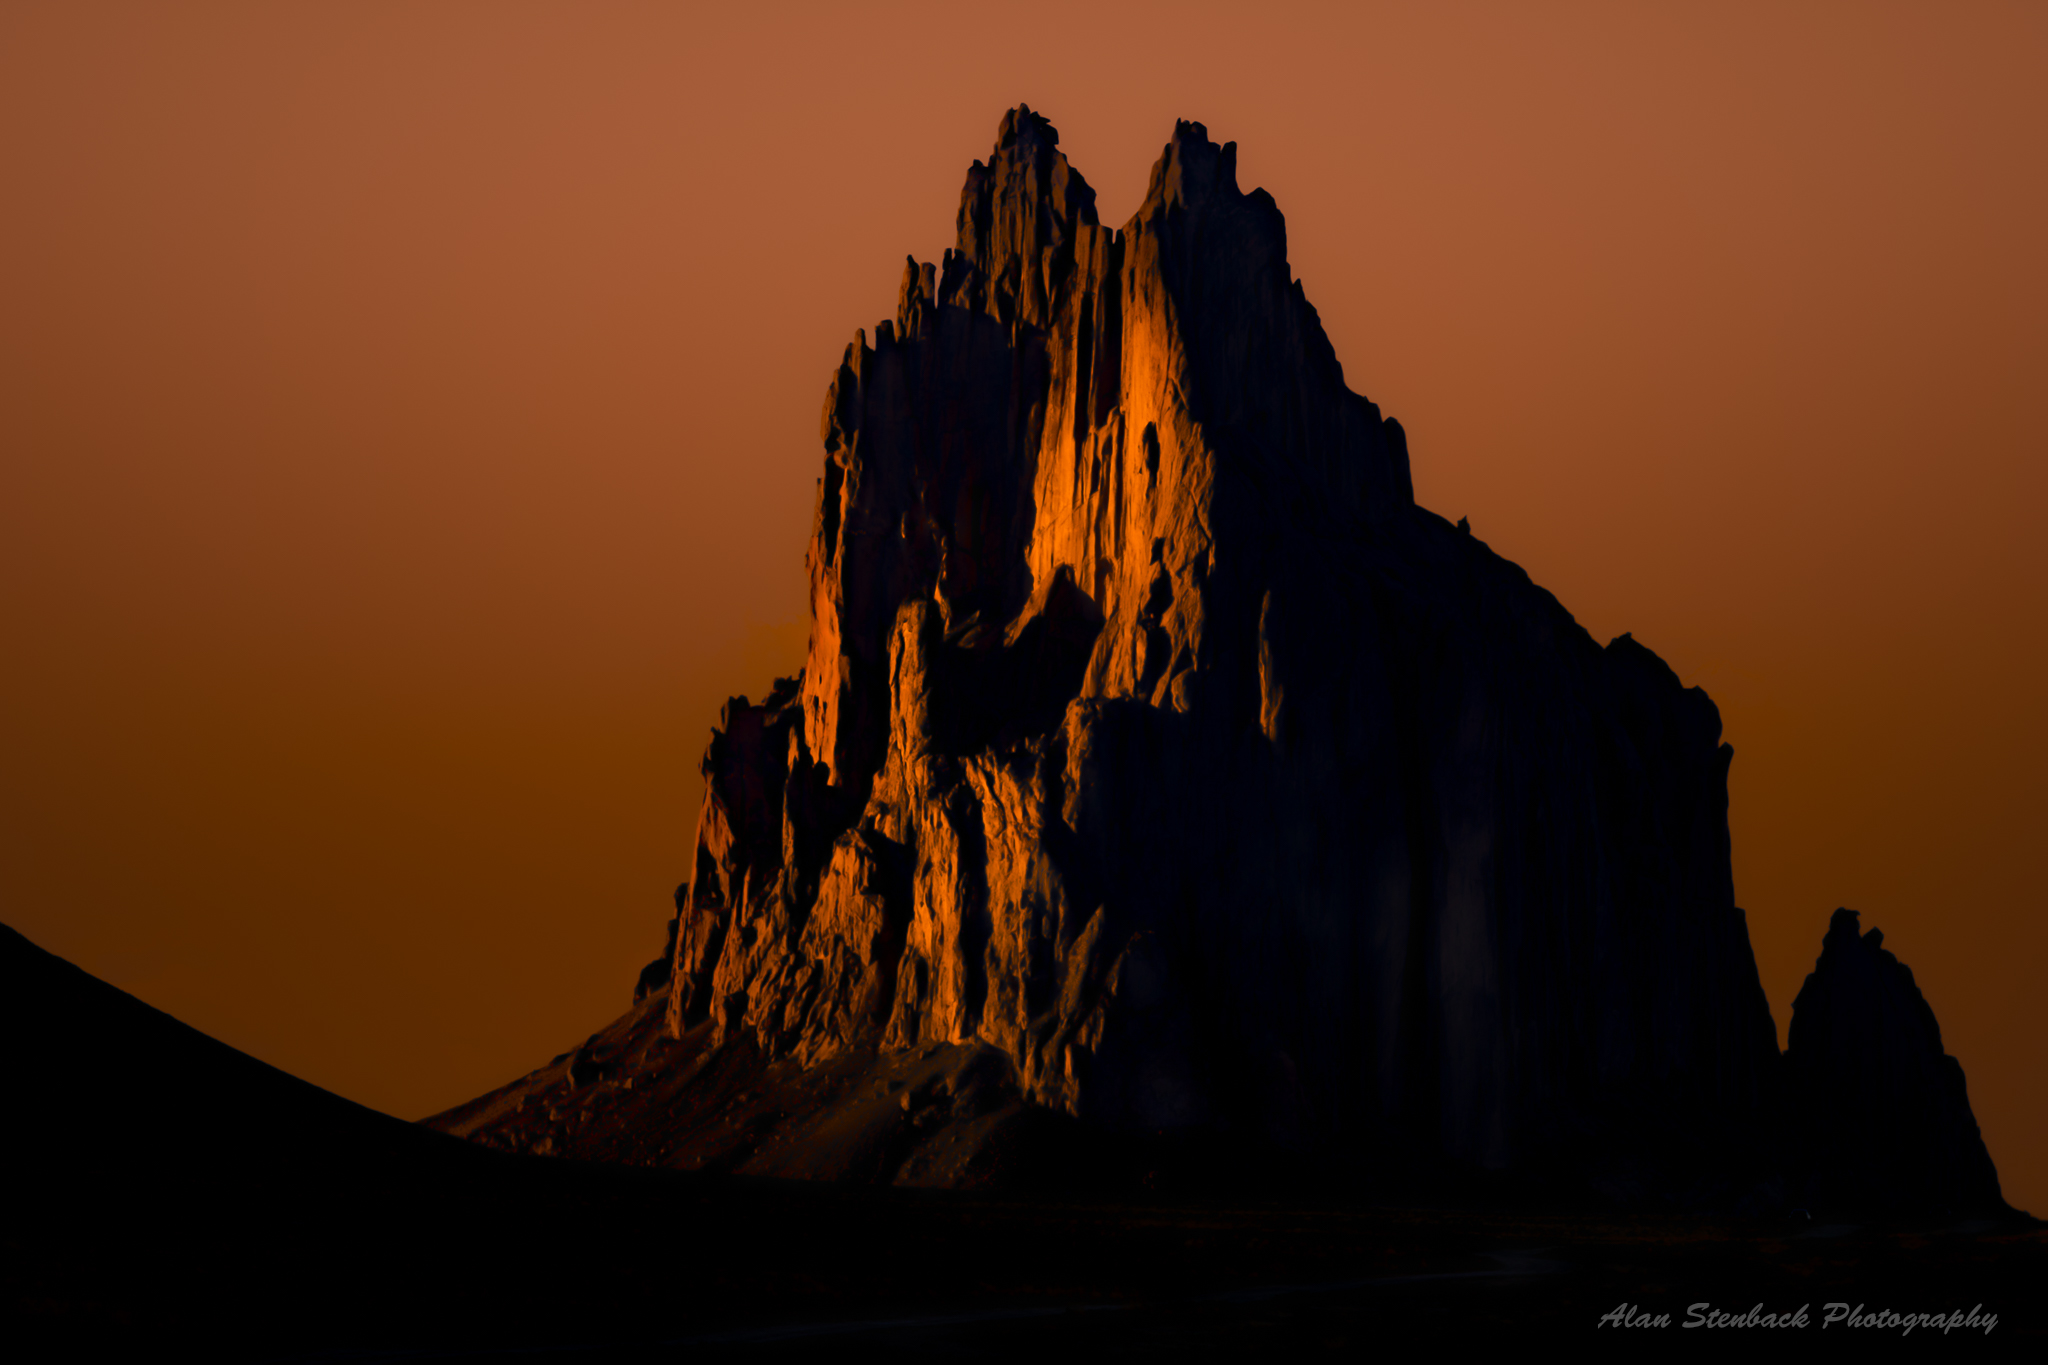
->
[[1137, 118, 1245, 218], [1786, 909, 2006, 1214], [958, 104, 1099, 249], [942, 104, 1099, 332]]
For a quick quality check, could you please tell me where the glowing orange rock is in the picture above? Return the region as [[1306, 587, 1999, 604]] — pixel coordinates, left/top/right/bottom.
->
[[665, 106, 1779, 1179]]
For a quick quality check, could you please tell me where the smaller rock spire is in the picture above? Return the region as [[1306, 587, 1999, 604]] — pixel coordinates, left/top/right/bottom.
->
[[1786, 908, 2006, 1214]]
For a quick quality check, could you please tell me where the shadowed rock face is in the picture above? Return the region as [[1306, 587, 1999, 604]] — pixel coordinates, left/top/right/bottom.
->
[[1786, 909, 2004, 1214], [657, 105, 1785, 1184]]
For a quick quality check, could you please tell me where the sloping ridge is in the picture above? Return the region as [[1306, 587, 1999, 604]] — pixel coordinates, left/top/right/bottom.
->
[[1, 918, 474, 1199]]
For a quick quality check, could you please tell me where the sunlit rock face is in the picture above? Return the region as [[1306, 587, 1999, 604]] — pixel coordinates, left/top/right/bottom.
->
[[1785, 910, 2004, 1213], [665, 106, 1781, 1178]]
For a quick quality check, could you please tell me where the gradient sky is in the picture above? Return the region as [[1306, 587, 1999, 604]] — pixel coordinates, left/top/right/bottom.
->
[[4, 2, 2042, 1212]]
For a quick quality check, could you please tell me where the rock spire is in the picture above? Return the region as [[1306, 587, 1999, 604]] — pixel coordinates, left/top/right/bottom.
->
[[660, 105, 1778, 1177]]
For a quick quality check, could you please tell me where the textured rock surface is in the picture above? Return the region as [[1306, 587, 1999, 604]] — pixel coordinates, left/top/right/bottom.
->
[[656, 106, 1786, 1185], [1785, 909, 2005, 1213]]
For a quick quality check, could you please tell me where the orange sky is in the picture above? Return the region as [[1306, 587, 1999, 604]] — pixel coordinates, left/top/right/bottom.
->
[[3, 2, 2042, 1212]]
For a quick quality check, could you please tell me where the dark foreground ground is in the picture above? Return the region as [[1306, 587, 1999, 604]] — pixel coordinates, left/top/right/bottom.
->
[[6, 921, 2039, 1359]]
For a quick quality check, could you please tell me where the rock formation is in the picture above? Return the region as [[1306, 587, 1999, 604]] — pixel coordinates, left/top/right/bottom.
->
[[658, 105, 1781, 1183], [1785, 909, 2004, 1213], [429, 107, 2007, 1212]]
